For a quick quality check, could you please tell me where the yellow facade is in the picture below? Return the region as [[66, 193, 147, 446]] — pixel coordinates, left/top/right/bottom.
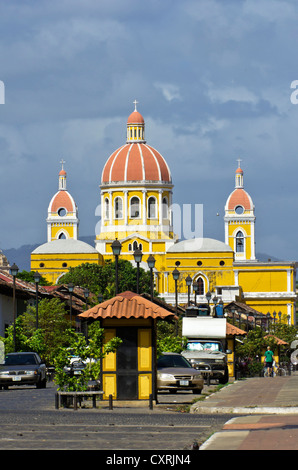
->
[[31, 247, 103, 285]]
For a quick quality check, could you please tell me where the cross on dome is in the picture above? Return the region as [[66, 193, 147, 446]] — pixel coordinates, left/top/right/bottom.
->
[[133, 99, 139, 111]]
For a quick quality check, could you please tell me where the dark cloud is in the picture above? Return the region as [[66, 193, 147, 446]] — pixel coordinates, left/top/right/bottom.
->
[[0, 0, 298, 262]]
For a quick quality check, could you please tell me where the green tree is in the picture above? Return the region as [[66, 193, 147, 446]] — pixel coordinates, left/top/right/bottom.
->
[[53, 323, 122, 392], [58, 260, 153, 300], [17, 270, 51, 286], [1, 298, 71, 365], [156, 318, 186, 357]]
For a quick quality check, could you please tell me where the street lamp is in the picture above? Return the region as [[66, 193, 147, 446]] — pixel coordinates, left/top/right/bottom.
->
[[185, 275, 192, 306], [84, 288, 89, 310], [172, 268, 180, 335], [193, 280, 198, 305], [133, 248, 143, 294], [213, 296, 218, 318], [147, 255, 156, 301], [111, 239, 122, 295], [10, 263, 19, 351], [206, 291, 211, 315], [33, 271, 41, 329], [68, 283, 74, 326]]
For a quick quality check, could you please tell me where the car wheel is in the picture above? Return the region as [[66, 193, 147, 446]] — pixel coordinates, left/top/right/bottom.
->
[[36, 377, 47, 389]]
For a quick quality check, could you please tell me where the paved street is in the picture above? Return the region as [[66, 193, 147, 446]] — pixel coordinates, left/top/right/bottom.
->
[[0, 382, 229, 451]]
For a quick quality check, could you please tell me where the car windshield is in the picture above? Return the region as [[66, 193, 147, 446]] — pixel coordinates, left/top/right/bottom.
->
[[157, 354, 192, 369], [4, 354, 37, 365], [186, 342, 223, 352]]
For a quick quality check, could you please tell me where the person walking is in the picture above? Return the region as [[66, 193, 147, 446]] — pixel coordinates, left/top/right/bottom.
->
[[264, 346, 274, 377]]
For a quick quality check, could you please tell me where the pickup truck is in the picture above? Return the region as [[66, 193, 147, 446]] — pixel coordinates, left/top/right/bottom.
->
[[181, 316, 231, 384]]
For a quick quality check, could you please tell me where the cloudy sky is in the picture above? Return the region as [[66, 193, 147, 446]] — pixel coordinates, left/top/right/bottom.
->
[[1, 0, 298, 264]]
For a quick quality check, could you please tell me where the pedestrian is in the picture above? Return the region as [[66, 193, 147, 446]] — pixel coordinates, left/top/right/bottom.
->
[[264, 346, 274, 377]]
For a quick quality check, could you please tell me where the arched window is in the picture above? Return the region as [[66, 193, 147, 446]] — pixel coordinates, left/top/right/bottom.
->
[[162, 197, 168, 219], [130, 197, 140, 218], [133, 240, 138, 251], [58, 232, 66, 239], [105, 198, 110, 219], [148, 196, 157, 219], [197, 277, 204, 295], [114, 197, 123, 219], [236, 230, 244, 253]]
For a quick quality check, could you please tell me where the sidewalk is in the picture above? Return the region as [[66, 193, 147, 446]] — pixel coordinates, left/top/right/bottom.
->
[[195, 372, 298, 450]]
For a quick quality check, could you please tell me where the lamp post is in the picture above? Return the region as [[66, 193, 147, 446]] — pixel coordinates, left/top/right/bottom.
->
[[68, 283, 74, 326], [172, 268, 180, 335], [185, 275, 192, 306], [33, 271, 41, 329], [111, 239, 122, 295], [10, 263, 19, 352], [193, 280, 198, 305], [206, 291, 211, 315], [213, 296, 218, 318], [84, 288, 89, 310], [147, 255, 156, 301], [133, 248, 143, 294]]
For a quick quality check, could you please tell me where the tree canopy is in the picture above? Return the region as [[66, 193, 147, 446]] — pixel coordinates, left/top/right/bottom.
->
[[57, 259, 153, 300]]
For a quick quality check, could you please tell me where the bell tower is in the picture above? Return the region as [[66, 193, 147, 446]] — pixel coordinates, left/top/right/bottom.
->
[[46, 161, 79, 242], [224, 162, 256, 261]]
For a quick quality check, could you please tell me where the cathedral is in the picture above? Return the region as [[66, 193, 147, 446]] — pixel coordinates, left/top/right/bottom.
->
[[31, 103, 297, 324]]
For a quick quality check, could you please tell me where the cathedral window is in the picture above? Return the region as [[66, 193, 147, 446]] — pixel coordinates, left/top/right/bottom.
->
[[197, 277, 204, 295], [148, 196, 157, 219], [236, 231, 244, 253], [130, 196, 140, 218], [114, 197, 123, 219], [162, 197, 168, 219], [105, 198, 110, 219]]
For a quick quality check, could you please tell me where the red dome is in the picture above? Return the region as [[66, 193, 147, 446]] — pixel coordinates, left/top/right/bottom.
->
[[48, 190, 77, 213], [127, 110, 144, 124], [226, 188, 253, 211], [101, 143, 171, 184]]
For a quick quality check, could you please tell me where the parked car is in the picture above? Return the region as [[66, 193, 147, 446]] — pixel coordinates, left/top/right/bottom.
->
[[0, 352, 47, 389], [63, 356, 86, 376], [157, 352, 204, 394]]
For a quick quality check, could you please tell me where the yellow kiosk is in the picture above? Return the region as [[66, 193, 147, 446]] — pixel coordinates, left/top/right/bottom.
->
[[78, 291, 177, 401]]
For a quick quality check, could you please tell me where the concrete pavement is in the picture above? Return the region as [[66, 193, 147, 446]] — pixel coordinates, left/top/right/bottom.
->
[[194, 372, 298, 450]]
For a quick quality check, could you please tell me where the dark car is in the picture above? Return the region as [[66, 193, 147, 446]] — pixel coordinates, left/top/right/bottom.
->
[[0, 352, 47, 389], [157, 352, 204, 394]]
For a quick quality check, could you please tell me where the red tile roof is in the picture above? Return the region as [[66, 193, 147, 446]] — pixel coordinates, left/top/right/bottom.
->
[[226, 322, 247, 336], [78, 291, 178, 320]]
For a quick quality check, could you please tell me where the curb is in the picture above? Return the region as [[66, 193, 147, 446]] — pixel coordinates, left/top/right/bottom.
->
[[190, 405, 298, 414]]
